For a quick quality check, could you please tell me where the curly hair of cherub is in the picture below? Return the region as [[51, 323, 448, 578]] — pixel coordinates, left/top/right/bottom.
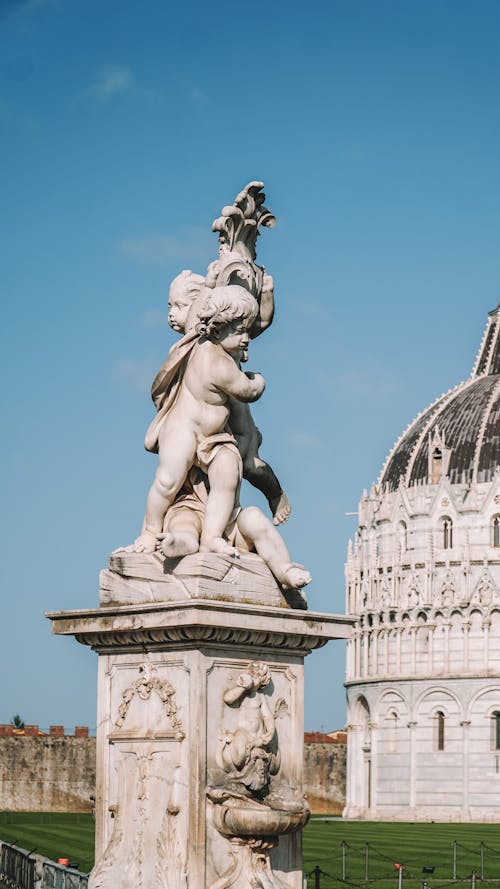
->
[[169, 269, 205, 302], [195, 285, 258, 338]]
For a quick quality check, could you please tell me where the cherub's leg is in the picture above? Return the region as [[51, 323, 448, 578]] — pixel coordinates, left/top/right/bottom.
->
[[133, 427, 197, 553], [236, 507, 311, 590], [230, 401, 291, 525], [200, 447, 242, 557], [158, 506, 202, 558]]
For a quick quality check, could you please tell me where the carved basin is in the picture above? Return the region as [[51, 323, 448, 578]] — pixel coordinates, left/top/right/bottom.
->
[[212, 803, 310, 838]]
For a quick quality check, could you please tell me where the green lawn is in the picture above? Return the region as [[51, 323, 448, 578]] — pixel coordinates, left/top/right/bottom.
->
[[2, 814, 500, 886], [0, 812, 94, 874], [303, 819, 500, 888]]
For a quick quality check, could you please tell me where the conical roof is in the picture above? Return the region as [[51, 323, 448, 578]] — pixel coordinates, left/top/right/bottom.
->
[[380, 304, 500, 491]]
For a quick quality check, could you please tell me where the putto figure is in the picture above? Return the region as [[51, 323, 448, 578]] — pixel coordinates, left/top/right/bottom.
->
[[133, 285, 264, 557], [121, 182, 310, 592]]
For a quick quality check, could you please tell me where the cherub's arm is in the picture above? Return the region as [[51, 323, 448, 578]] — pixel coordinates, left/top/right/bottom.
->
[[223, 672, 254, 705], [213, 352, 266, 403], [250, 273, 274, 340], [259, 698, 276, 745]]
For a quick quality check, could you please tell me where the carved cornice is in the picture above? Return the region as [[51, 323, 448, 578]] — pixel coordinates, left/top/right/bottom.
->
[[47, 600, 352, 654]]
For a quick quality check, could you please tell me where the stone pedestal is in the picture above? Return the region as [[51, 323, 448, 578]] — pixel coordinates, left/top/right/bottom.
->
[[48, 556, 351, 889]]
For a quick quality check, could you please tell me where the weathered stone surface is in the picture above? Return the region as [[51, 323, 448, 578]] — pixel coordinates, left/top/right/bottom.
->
[[0, 736, 95, 813], [303, 742, 346, 815], [0, 736, 347, 816], [100, 550, 302, 609], [48, 601, 350, 888]]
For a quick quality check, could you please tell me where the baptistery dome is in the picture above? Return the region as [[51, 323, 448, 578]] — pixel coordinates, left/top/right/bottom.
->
[[344, 303, 500, 823], [382, 303, 500, 491]]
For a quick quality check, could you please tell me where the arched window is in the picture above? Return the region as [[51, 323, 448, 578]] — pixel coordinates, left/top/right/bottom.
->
[[436, 711, 445, 751], [492, 516, 500, 548], [431, 447, 443, 484], [442, 517, 453, 550], [399, 521, 407, 552], [492, 711, 500, 750], [387, 710, 398, 753]]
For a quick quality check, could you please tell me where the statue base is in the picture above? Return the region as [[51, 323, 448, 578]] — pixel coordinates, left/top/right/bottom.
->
[[47, 556, 351, 889]]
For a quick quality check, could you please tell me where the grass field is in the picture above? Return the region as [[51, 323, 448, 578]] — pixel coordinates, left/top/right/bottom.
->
[[303, 819, 500, 887], [2, 814, 500, 886], [0, 812, 94, 874]]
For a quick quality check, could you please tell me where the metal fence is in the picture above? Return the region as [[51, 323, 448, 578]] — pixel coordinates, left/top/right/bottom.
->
[[0, 844, 88, 889], [0, 843, 36, 889], [41, 862, 88, 889], [303, 839, 500, 889]]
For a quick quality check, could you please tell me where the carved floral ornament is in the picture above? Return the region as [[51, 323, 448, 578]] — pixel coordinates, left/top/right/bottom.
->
[[211, 181, 276, 258], [115, 663, 184, 737]]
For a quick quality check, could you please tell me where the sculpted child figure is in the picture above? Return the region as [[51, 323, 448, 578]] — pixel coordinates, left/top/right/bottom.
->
[[158, 468, 311, 591], [132, 285, 264, 555], [167, 270, 291, 526]]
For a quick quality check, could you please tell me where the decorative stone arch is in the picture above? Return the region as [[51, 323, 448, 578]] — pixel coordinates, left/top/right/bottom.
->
[[448, 609, 464, 672], [466, 688, 500, 799], [439, 515, 454, 550], [415, 685, 463, 717], [487, 610, 500, 672], [414, 689, 464, 810], [398, 520, 408, 553], [468, 609, 485, 671], [466, 686, 500, 724], [351, 694, 371, 730], [375, 688, 409, 719], [416, 612, 430, 674], [464, 604, 485, 619], [491, 514, 500, 548], [400, 613, 412, 674], [376, 690, 411, 781], [346, 693, 373, 814], [431, 610, 446, 674]]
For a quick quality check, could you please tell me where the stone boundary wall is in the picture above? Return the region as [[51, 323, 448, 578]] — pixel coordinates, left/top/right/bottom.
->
[[0, 729, 95, 813], [0, 729, 346, 814], [303, 733, 347, 814]]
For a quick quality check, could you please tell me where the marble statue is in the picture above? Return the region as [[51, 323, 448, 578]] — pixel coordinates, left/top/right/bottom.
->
[[49, 181, 352, 889], [206, 661, 309, 889], [120, 181, 310, 593]]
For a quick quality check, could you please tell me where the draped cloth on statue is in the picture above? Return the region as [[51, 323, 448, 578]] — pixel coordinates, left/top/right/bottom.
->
[[144, 330, 199, 454], [144, 330, 242, 477]]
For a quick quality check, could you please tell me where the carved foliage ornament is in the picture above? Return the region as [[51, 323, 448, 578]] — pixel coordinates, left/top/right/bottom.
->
[[115, 663, 184, 736], [211, 181, 276, 258]]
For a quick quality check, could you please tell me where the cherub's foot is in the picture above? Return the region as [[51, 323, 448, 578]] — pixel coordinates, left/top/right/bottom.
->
[[115, 529, 158, 554], [158, 532, 199, 558], [200, 536, 239, 557], [270, 491, 292, 526], [279, 562, 312, 590]]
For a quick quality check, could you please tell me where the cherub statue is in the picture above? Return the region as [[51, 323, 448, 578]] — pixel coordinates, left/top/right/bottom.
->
[[217, 663, 279, 799], [131, 285, 265, 556], [158, 466, 311, 592], [166, 267, 290, 526]]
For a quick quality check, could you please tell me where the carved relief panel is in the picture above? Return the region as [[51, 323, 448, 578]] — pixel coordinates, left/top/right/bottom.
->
[[90, 657, 189, 889], [204, 656, 307, 889]]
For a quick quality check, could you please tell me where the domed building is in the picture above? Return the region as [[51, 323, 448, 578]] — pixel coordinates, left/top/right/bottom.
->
[[344, 303, 500, 821]]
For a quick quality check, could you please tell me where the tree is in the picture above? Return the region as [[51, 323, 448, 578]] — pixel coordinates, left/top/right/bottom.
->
[[11, 714, 25, 730]]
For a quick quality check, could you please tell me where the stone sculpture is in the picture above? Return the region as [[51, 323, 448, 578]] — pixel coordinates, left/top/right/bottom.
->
[[48, 181, 352, 889], [119, 181, 310, 594], [207, 662, 309, 889]]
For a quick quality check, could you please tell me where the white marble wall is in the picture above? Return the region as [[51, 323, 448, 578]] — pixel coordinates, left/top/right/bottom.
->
[[344, 474, 500, 821]]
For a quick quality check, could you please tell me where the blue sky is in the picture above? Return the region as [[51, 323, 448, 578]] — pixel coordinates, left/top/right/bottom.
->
[[1, 0, 499, 732]]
